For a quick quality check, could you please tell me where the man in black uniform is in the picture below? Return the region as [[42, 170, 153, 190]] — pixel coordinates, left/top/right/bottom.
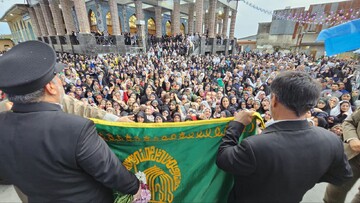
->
[[217, 71, 353, 202], [0, 41, 140, 202]]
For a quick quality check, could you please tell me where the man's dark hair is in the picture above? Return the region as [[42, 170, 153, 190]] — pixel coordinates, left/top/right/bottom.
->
[[270, 71, 321, 117]]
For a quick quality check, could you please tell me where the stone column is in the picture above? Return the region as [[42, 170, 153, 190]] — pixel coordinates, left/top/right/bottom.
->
[[34, 4, 48, 36], [229, 9, 237, 40], [27, 7, 41, 37], [39, 0, 56, 36], [204, 12, 209, 34], [187, 3, 194, 34], [135, 0, 146, 51], [73, 0, 91, 33], [17, 21, 25, 41], [49, 0, 65, 35], [215, 21, 218, 34], [59, 0, 76, 34], [218, 19, 222, 34], [208, 0, 217, 39], [195, 0, 203, 34], [21, 18, 27, 40], [155, 6, 162, 39], [122, 5, 128, 33], [108, 0, 121, 35], [73, 0, 94, 50], [222, 7, 229, 38], [24, 21, 31, 39], [172, 0, 180, 35], [214, 17, 218, 36], [170, 11, 173, 35]]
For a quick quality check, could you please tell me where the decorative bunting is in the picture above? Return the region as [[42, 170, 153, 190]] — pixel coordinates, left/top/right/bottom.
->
[[238, 0, 360, 26]]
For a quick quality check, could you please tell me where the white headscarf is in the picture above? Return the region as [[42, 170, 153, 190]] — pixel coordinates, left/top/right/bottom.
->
[[330, 100, 353, 117]]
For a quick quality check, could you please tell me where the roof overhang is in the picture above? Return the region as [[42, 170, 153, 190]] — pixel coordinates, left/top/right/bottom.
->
[[0, 4, 29, 23]]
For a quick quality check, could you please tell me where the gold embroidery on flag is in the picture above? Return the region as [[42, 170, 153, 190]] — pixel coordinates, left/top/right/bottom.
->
[[123, 146, 181, 203], [98, 124, 229, 142]]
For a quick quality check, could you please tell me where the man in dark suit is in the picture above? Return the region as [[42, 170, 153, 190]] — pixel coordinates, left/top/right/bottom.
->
[[0, 41, 140, 202], [217, 71, 352, 202]]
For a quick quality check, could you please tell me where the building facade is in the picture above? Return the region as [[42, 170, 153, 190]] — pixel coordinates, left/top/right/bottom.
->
[[256, 0, 360, 58], [1, 0, 239, 55], [0, 4, 37, 44]]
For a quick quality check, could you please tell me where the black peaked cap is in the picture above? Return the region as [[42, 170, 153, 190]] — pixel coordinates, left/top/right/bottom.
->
[[0, 40, 64, 95]]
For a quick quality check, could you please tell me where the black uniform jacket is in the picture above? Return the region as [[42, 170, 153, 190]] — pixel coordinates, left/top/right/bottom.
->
[[217, 120, 352, 203], [0, 102, 139, 203]]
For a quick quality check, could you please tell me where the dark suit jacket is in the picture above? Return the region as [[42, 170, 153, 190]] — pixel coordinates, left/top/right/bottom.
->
[[0, 102, 139, 203], [217, 120, 352, 203]]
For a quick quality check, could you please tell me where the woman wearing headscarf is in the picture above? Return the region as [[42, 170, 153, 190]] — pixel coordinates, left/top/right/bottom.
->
[[173, 112, 182, 122], [340, 92, 356, 111], [154, 112, 165, 123], [246, 97, 255, 109], [328, 96, 340, 111], [135, 111, 147, 123], [255, 90, 266, 101], [258, 83, 271, 96], [330, 100, 353, 123], [220, 110, 232, 118], [198, 106, 212, 120], [316, 97, 331, 115], [313, 116, 329, 129], [239, 100, 247, 110], [253, 99, 262, 113], [229, 95, 239, 110], [258, 97, 270, 113], [161, 109, 172, 122], [220, 96, 236, 116]]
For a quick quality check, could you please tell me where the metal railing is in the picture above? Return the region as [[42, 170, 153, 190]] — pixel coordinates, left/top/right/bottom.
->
[[95, 35, 115, 45], [43, 36, 49, 44], [59, 36, 67, 45], [70, 35, 79, 45], [50, 36, 57, 45]]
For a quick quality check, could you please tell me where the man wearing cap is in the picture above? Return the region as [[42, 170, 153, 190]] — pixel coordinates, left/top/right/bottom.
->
[[0, 41, 140, 202]]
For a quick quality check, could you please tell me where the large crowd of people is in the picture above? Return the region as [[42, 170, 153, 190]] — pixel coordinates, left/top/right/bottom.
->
[[1, 40, 359, 140], [0, 36, 359, 202]]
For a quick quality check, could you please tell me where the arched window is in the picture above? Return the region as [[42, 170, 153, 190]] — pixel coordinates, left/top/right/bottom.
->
[[106, 12, 112, 35], [166, 21, 171, 36], [147, 18, 156, 36], [19, 21, 24, 29], [129, 14, 137, 34], [180, 23, 185, 34], [28, 22, 36, 40], [88, 9, 97, 32]]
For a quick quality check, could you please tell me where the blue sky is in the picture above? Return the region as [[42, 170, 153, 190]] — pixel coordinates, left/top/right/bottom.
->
[[0, 0, 341, 38]]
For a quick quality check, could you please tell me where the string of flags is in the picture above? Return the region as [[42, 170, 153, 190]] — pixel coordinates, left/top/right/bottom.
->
[[230, 0, 360, 26]]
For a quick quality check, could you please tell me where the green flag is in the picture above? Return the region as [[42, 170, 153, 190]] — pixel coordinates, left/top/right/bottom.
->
[[92, 116, 264, 202], [239, 112, 265, 143]]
